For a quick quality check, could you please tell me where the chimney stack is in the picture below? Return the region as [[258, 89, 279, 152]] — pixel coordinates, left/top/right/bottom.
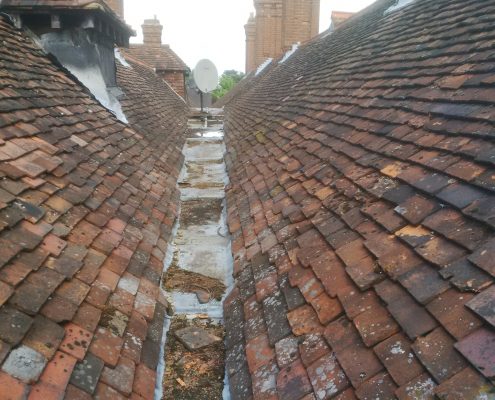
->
[[105, 0, 124, 19], [142, 17, 163, 47], [245, 13, 256, 73], [330, 11, 354, 29]]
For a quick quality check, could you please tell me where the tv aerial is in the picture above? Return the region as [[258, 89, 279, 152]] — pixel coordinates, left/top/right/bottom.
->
[[193, 59, 219, 113]]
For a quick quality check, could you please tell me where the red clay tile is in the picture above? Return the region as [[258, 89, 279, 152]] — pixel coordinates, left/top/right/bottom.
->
[[309, 292, 343, 325], [333, 388, 358, 400], [397, 263, 450, 305], [246, 333, 275, 374], [40, 234, 67, 256], [133, 363, 156, 400], [310, 252, 354, 298], [415, 237, 466, 268], [55, 279, 90, 307], [40, 296, 78, 323], [133, 292, 155, 321], [324, 317, 383, 387], [355, 372, 397, 400], [395, 372, 436, 400], [373, 333, 424, 386], [100, 356, 135, 396], [108, 288, 135, 317], [0, 371, 29, 400], [255, 270, 278, 302], [27, 382, 63, 400], [274, 336, 300, 369], [276, 359, 313, 400], [298, 273, 325, 304], [376, 243, 423, 279], [287, 305, 324, 336], [251, 360, 279, 399], [395, 195, 438, 225], [23, 316, 65, 359], [65, 384, 93, 400], [39, 351, 77, 392], [59, 323, 93, 361], [335, 239, 370, 267], [299, 334, 330, 368], [466, 285, 495, 328], [455, 327, 495, 380], [107, 218, 127, 235], [94, 382, 127, 400], [468, 237, 495, 276], [95, 268, 120, 292], [89, 327, 124, 367], [434, 367, 492, 399], [412, 327, 467, 382], [338, 289, 381, 320], [354, 305, 400, 347], [426, 289, 483, 340], [0, 340, 10, 365], [307, 353, 349, 399], [0, 281, 14, 306]]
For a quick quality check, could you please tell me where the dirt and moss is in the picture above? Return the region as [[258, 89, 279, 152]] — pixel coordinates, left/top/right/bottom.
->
[[163, 265, 226, 301], [187, 139, 223, 147], [178, 181, 225, 189], [162, 316, 225, 400], [180, 199, 223, 227]]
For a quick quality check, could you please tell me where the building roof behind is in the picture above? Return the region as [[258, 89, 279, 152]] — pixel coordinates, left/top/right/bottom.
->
[[222, 0, 495, 398], [123, 44, 188, 72], [0, 15, 187, 398]]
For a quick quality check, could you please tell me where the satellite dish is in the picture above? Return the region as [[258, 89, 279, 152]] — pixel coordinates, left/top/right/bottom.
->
[[193, 59, 219, 94]]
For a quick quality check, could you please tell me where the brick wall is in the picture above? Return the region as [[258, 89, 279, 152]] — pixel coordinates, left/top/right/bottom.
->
[[282, 0, 319, 51], [254, 0, 283, 68], [246, 0, 319, 72], [245, 14, 257, 73], [160, 71, 186, 100]]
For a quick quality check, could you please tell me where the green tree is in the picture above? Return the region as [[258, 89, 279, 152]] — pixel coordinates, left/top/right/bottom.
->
[[212, 70, 245, 101]]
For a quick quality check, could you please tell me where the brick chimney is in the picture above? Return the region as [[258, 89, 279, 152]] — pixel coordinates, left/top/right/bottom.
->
[[245, 13, 256, 73], [331, 11, 354, 29], [142, 17, 163, 47], [105, 0, 124, 19]]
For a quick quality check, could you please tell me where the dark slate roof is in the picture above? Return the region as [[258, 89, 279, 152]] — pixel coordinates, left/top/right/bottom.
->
[[0, 16, 187, 398], [222, 0, 495, 399], [123, 44, 188, 72]]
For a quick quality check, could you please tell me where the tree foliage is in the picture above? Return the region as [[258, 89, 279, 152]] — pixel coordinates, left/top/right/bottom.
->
[[212, 70, 245, 101]]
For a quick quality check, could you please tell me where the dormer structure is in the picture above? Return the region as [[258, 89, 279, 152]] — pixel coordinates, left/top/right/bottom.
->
[[0, 0, 134, 121]]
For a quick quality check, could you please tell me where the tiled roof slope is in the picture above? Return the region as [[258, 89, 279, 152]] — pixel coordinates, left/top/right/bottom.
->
[[222, 0, 495, 399], [116, 53, 188, 144], [215, 62, 277, 108], [123, 44, 188, 72], [0, 16, 187, 399]]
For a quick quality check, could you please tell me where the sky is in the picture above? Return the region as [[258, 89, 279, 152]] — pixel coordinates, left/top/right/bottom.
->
[[124, 0, 375, 74]]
